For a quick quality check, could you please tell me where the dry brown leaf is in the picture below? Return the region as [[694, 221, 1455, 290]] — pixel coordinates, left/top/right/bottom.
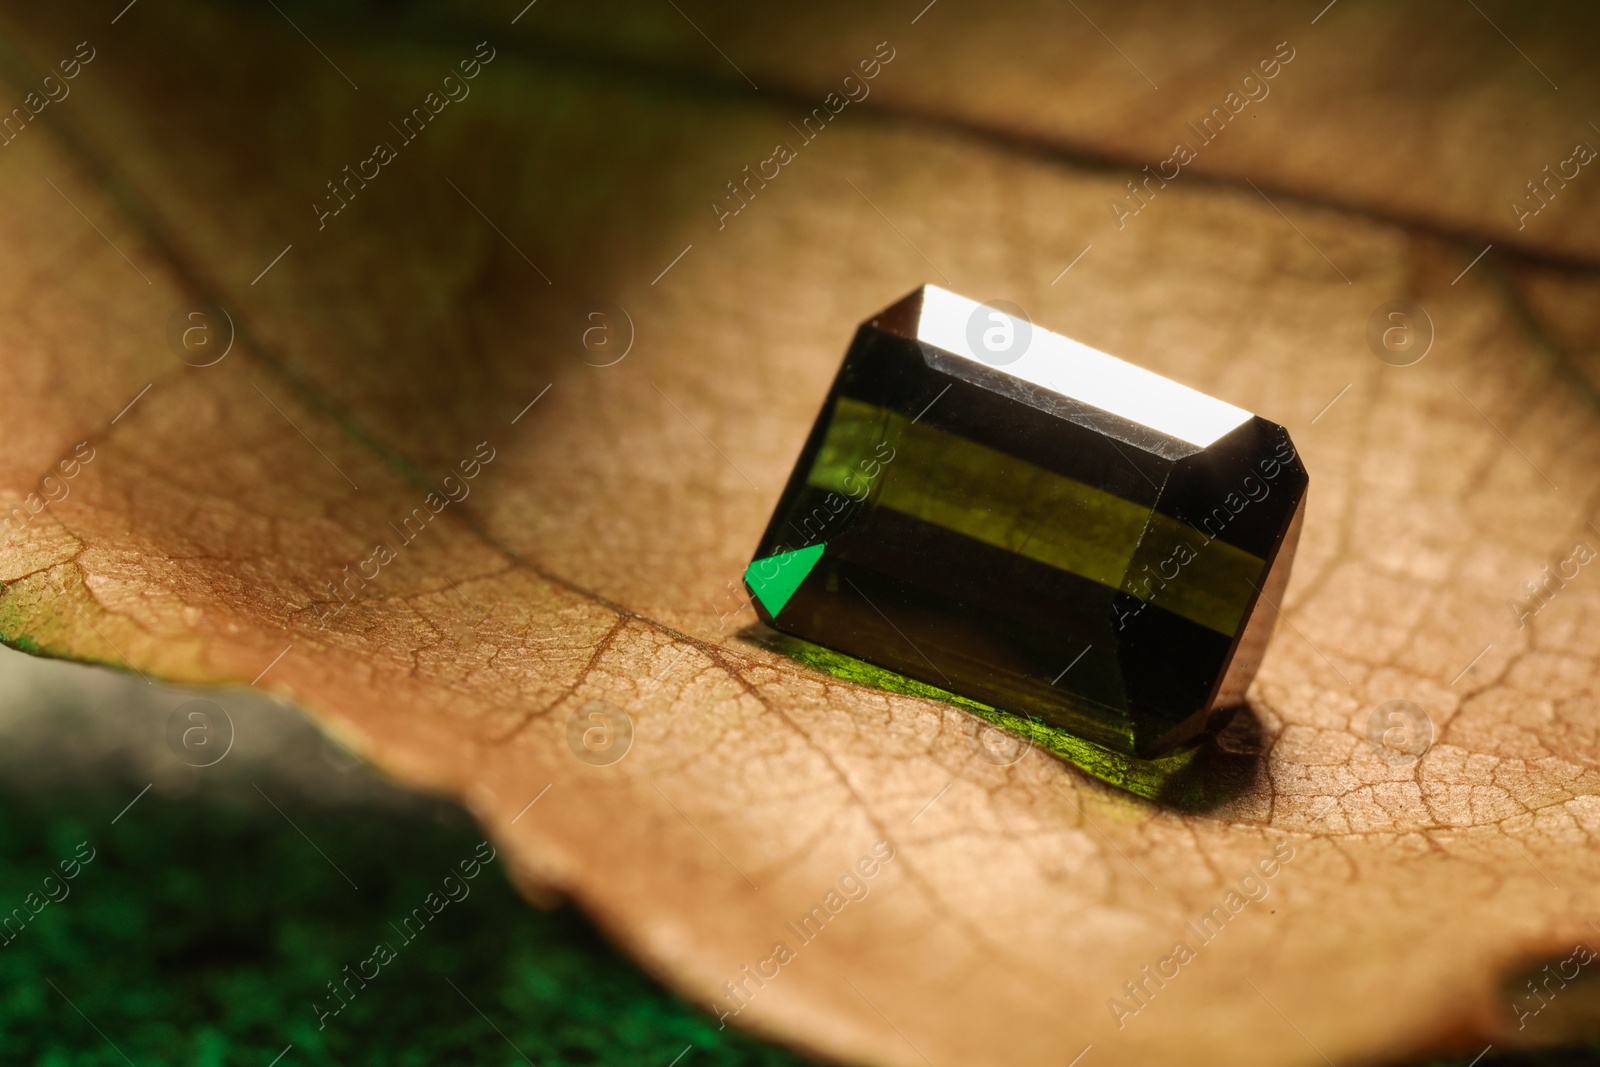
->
[[470, 0, 1600, 262], [1, 3, 1599, 1066]]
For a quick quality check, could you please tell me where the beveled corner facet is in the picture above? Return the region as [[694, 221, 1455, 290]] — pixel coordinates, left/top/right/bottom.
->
[[745, 286, 1307, 758]]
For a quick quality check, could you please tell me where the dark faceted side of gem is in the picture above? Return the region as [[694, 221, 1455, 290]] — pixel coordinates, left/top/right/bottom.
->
[[744, 288, 1308, 758]]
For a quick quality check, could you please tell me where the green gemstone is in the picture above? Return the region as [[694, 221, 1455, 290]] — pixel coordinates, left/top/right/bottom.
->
[[745, 286, 1307, 758]]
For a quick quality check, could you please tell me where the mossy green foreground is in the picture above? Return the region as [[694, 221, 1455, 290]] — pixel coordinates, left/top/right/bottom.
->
[[0, 684, 1581, 1067], [0, 779, 811, 1067]]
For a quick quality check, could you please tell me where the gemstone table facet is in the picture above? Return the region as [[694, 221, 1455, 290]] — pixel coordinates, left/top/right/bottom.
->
[[744, 286, 1308, 758]]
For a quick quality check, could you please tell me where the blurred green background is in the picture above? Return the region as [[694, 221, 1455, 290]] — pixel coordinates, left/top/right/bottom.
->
[[0, 648, 811, 1066], [0, 645, 1592, 1065]]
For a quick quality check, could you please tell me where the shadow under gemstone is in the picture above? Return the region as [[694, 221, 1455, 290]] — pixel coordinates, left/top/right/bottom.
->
[[740, 624, 1268, 813]]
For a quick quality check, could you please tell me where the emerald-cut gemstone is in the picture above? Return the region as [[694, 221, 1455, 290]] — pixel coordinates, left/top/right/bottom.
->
[[744, 286, 1307, 758]]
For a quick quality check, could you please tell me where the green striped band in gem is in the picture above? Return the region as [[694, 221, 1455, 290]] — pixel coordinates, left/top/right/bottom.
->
[[800, 396, 1265, 638]]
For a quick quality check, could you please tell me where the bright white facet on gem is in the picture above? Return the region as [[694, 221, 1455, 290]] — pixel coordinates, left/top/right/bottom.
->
[[914, 285, 1253, 448]]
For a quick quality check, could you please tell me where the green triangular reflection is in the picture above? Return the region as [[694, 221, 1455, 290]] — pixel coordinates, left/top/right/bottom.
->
[[743, 543, 826, 617]]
